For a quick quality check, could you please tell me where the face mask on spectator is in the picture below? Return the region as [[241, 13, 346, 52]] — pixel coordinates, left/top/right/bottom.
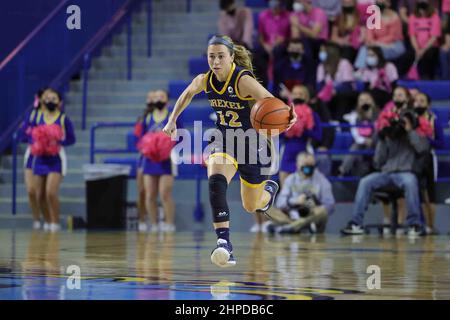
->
[[342, 5, 355, 14], [417, 1, 429, 10], [293, 98, 306, 105], [393, 100, 405, 108], [366, 56, 378, 67], [361, 103, 372, 111], [289, 52, 303, 61], [319, 51, 327, 62], [300, 165, 315, 177], [293, 2, 304, 12], [415, 107, 427, 115], [45, 101, 58, 112], [154, 101, 166, 110], [376, 2, 386, 11]]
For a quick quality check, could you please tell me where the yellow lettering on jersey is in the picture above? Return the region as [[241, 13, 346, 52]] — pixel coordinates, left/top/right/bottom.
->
[[208, 99, 244, 110]]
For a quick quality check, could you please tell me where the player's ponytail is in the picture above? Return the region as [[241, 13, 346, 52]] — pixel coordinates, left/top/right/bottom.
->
[[232, 43, 254, 73]]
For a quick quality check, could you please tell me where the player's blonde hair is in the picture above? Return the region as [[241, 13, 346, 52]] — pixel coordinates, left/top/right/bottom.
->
[[209, 35, 254, 73]]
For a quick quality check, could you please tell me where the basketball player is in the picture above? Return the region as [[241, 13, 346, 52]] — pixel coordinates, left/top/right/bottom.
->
[[33, 88, 76, 232], [163, 35, 296, 267]]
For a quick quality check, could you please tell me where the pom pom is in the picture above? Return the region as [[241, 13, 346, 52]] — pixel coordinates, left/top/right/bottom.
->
[[376, 110, 398, 131], [138, 131, 175, 162], [285, 104, 315, 138], [30, 124, 63, 156], [416, 117, 433, 138], [134, 122, 143, 138]]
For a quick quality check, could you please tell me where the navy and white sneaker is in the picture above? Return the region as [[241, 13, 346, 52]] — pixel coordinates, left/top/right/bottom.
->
[[340, 221, 364, 235], [211, 239, 236, 268], [256, 180, 279, 219]]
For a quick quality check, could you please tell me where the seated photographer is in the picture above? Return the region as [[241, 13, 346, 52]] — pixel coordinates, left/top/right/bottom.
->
[[341, 106, 430, 237], [266, 152, 335, 234]]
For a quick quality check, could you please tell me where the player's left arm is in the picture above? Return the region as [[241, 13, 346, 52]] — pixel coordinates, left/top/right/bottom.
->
[[238, 75, 297, 129]]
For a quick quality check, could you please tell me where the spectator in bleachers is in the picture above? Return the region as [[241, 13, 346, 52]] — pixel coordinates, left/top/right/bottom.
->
[[331, 0, 365, 63], [313, 0, 342, 31], [316, 41, 357, 121], [440, 1, 450, 79], [413, 92, 445, 235], [218, 0, 254, 49], [290, 0, 329, 58], [355, 45, 399, 108], [354, 0, 405, 69], [341, 100, 430, 236], [135, 90, 155, 232], [309, 91, 336, 176], [339, 91, 378, 176], [408, 0, 441, 80], [279, 85, 322, 185], [267, 152, 334, 234], [253, 0, 291, 88], [273, 38, 316, 97], [398, 0, 440, 24]]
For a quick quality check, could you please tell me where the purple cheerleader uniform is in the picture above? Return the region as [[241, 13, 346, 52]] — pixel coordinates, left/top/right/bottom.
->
[[139, 108, 180, 176], [32, 111, 76, 176]]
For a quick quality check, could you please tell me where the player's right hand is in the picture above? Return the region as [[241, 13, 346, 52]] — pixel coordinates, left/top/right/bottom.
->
[[162, 121, 177, 138]]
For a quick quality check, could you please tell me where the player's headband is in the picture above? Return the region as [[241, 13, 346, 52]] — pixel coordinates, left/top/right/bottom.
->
[[208, 36, 234, 52]]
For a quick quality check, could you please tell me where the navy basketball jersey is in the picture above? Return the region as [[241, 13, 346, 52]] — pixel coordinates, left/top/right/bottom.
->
[[204, 63, 255, 132]]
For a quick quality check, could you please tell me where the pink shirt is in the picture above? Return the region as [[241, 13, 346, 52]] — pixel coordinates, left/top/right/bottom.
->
[[218, 7, 254, 49], [258, 9, 291, 45], [317, 59, 355, 84], [292, 7, 329, 40], [408, 13, 442, 49], [355, 62, 398, 92], [443, 0, 450, 13], [367, 14, 403, 44]]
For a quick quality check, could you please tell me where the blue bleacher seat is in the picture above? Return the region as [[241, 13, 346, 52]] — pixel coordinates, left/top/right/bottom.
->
[[397, 80, 450, 101], [189, 57, 209, 76], [331, 132, 354, 151], [431, 108, 450, 126], [245, 0, 268, 8], [169, 80, 206, 100]]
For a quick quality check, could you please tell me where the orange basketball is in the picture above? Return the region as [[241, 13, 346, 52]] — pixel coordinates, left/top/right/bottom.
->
[[250, 97, 291, 136]]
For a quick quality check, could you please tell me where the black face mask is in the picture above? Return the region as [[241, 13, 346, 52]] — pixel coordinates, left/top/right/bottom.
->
[[361, 103, 372, 111], [417, 1, 429, 10], [293, 98, 306, 105], [342, 6, 355, 14], [394, 101, 405, 109], [45, 102, 58, 112], [154, 101, 166, 110], [289, 52, 302, 61], [376, 2, 386, 11], [227, 8, 236, 15], [220, 0, 234, 11], [415, 107, 427, 116], [300, 165, 315, 177]]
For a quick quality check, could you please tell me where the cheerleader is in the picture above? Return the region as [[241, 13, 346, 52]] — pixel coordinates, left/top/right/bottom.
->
[[135, 90, 155, 232], [32, 88, 76, 232], [19, 89, 49, 229], [139, 89, 179, 233]]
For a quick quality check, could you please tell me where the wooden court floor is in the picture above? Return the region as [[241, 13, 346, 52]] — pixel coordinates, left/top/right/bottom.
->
[[0, 230, 449, 300]]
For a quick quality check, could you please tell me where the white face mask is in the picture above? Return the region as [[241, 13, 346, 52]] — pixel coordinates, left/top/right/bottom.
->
[[293, 2, 304, 12], [319, 51, 327, 62], [366, 56, 378, 67]]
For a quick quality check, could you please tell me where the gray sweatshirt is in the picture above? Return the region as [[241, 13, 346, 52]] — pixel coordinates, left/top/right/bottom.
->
[[276, 170, 335, 215], [374, 131, 430, 173]]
